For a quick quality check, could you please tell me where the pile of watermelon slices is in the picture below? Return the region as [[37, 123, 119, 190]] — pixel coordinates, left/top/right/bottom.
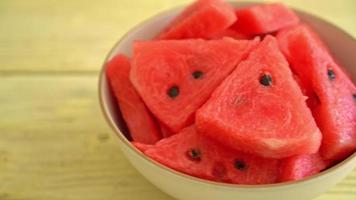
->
[[106, 0, 356, 184]]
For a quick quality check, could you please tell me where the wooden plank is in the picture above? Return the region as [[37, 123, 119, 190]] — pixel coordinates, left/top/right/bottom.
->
[[0, 0, 190, 73], [0, 0, 355, 72], [0, 76, 173, 200], [0, 76, 355, 200]]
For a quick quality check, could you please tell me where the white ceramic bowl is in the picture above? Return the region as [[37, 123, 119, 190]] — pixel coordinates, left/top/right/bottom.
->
[[99, 2, 356, 200]]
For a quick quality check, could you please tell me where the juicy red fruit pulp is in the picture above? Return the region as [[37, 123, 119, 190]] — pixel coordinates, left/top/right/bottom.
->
[[157, 0, 236, 39], [130, 38, 259, 133], [196, 36, 322, 158], [136, 126, 281, 184], [106, 55, 161, 144], [231, 3, 300, 35], [279, 153, 327, 182], [277, 24, 356, 162]]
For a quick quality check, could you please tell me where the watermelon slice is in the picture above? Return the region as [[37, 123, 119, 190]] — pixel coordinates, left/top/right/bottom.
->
[[157, 0, 236, 40], [106, 54, 161, 144], [277, 24, 356, 162], [131, 38, 259, 133], [279, 153, 327, 182], [231, 3, 299, 35], [196, 36, 322, 158], [140, 126, 280, 184]]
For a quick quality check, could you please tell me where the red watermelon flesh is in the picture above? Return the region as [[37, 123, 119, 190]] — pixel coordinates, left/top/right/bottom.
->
[[279, 153, 326, 182], [209, 28, 252, 40], [106, 54, 161, 144], [277, 24, 356, 162], [131, 38, 259, 133], [157, 0, 236, 40], [196, 36, 322, 158], [159, 123, 174, 138], [231, 3, 299, 35], [142, 126, 280, 184], [293, 74, 321, 109]]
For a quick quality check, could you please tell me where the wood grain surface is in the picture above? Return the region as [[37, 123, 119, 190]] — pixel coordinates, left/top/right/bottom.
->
[[0, 0, 355, 200]]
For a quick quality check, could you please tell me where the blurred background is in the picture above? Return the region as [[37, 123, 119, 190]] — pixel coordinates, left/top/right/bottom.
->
[[0, 0, 355, 200]]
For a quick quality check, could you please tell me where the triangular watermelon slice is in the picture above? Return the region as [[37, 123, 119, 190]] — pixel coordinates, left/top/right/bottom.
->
[[157, 0, 236, 40], [196, 36, 322, 158], [131, 38, 259, 133], [231, 3, 299, 35], [136, 126, 280, 184], [106, 54, 161, 144], [277, 24, 356, 162], [279, 153, 327, 182]]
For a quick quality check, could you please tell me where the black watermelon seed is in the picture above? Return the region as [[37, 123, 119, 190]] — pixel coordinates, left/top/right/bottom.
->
[[192, 70, 204, 79], [186, 149, 201, 162], [234, 160, 247, 171], [327, 69, 336, 80], [259, 74, 273, 86], [167, 86, 179, 98], [353, 94, 356, 101]]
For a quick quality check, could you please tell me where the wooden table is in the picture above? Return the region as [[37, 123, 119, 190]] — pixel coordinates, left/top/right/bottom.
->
[[0, 0, 355, 199]]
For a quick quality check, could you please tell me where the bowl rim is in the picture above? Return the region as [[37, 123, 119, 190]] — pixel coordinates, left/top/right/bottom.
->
[[98, 2, 356, 189]]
